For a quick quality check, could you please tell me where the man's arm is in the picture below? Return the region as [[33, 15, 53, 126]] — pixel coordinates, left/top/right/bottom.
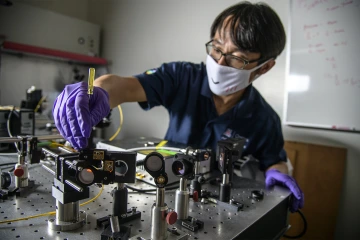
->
[[94, 74, 147, 108], [266, 161, 288, 174]]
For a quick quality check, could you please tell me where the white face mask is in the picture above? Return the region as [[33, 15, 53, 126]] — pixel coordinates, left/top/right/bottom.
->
[[206, 55, 267, 96]]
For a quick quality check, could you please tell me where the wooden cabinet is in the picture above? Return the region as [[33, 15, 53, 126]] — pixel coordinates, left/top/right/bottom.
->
[[282, 141, 346, 240]]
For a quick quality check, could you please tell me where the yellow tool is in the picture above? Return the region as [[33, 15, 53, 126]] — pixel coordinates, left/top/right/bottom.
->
[[87, 68, 95, 97]]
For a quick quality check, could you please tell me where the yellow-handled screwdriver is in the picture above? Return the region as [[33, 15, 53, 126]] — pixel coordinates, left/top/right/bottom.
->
[[87, 68, 95, 98]]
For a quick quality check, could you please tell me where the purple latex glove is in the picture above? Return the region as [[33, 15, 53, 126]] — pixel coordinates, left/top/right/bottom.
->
[[52, 81, 110, 150], [265, 169, 304, 213]]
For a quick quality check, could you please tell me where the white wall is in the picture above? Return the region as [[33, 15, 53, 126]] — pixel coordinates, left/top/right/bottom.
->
[[11, 0, 90, 22], [0, 0, 95, 116], [89, 0, 360, 239]]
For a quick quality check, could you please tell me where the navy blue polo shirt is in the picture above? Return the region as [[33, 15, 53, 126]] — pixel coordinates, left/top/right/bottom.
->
[[135, 61, 287, 170]]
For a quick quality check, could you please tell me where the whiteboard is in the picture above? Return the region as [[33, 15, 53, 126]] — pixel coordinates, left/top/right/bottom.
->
[[285, 0, 360, 132]]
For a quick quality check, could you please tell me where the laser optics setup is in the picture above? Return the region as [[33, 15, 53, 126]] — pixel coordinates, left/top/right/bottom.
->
[[0, 134, 291, 240]]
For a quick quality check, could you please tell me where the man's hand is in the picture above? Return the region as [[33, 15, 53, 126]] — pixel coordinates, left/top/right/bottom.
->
[[265, 169, 304, 212], [52, 81, 110, 150]]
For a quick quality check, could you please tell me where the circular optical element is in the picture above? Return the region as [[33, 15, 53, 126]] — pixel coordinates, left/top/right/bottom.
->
[[145, 154, 163, 172], [78, 168, 95, 185], [172, 160, 187, 176], [115, 160, 128, 176]]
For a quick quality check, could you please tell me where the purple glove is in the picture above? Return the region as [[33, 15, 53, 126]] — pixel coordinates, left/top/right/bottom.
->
[[265, 169, 304, 213], [52, 81, 110, 150]]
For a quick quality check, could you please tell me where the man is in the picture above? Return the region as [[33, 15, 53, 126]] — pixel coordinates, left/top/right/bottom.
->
[[53, 1, 304, 212]]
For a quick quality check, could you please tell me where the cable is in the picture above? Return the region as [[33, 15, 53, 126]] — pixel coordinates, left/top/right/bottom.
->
[[39, 141, 76, 152], [283, 210, 307, 239], [34, 96, 46, 113], [127, 146, 182, 152], [79, 184, 104, 206], [0, 153, 17, 155], [0, 184, 104, 224], [0, 162, 16, 167], [108, 105, 123, 141], [125, 182, 189, 193], [6, 107, 19, 152], [125, 184, 156, 193], [125, 184, 183, 194], [0, 210, 56, 224]]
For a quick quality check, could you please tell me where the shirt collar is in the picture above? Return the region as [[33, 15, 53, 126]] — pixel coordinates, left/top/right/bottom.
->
[[201, 75, 213, 98], [202, 76, 254, 119], [234, 84, 254, 119]]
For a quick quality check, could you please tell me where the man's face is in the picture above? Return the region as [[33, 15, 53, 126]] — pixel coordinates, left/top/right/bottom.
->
[[211, 28, 275, 83], [212, 30, 261, 71]]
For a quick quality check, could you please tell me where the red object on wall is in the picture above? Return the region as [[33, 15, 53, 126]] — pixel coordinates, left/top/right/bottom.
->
[[2, 41, 107, 65]]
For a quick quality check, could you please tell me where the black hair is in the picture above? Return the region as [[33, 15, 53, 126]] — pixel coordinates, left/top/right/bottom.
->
[[210, 1, 286, 63]]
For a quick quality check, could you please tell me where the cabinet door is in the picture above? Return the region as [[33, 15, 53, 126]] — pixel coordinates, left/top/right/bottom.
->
[[282, 141, 346, 240]]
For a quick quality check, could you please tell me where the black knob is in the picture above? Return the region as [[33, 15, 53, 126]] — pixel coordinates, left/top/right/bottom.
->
[[251, 190, 264, 200]]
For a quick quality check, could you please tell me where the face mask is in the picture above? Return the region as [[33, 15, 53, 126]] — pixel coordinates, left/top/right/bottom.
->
[[206, 55, 267, 96]]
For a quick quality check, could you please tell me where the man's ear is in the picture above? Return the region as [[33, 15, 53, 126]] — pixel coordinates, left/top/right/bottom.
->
[[258, 59, 276, 75]]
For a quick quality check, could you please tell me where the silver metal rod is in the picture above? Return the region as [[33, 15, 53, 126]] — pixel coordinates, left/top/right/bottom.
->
[[110, 216, 120, 233], [0, 134, 63, 143], [18, 155, 25, 165], [117, 183, 125, 190], [180, 178, 187, 191], [194, 161, 201, 175], [36, 134, 63, 141], [156, 188, 165, 207], [42, 148, 59, 158], [65, 160, 73, 166], [58, 146, 73, 153], [222, 173, 229, 184], [65, 180, 83, 192], [42, 164, 55, 176], [0, 137, 20, 143]]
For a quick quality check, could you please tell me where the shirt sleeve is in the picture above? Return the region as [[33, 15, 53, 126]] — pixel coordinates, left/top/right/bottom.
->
[[253, 116, 287, 171], [134, 62, 185, 110]]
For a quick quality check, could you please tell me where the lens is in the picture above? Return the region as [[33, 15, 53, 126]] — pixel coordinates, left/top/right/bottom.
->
[[207, 45, 221, 60], [145, 154, 163, 172], [115, 160, 128, 176], [78, 168, 94, 185], [203, 151, 210, 160], [173, 160, 185, 175], [172, 160, 192, 177], [226, 56, 245, 69]]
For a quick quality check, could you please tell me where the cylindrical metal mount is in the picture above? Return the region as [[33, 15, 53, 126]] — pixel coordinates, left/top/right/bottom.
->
[[48, 200, 86, 231], [56, 200, 80, 222], [175, 178, 189, 220], [219, 183, 231, 203], [14, 163, 28, 188], [151, 203, 169, 240], [112, 183, 128, 216]]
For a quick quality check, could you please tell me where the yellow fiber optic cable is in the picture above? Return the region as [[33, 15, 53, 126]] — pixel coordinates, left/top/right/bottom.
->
[[109, 105, 123, 141], [0, 184, 104, 224]]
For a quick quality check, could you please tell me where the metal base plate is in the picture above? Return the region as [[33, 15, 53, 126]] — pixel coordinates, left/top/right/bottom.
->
[[48, 211, 87, 231], [101, 225, 131, 240], [129, 227, 189, 240], [177, 217, 204, 232], [0, 156, 290, 240]]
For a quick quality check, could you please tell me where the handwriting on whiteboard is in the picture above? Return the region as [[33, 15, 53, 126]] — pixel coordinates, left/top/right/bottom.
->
[[297, 0, 355, 11], [324, 73, 360, 88], [293, 0, 360, 89]]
